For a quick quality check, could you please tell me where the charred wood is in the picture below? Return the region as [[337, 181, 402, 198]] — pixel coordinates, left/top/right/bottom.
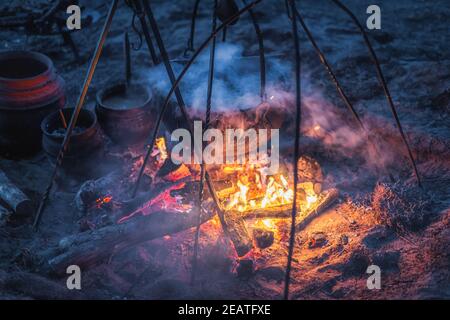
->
[[43, 208, 216, 275], [0, 170, 33, 217], [222, 210, 253, 257]]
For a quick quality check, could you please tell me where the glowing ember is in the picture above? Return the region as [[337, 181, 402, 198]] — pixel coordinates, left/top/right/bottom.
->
[[165, 163, 191, 181], [95, 195, 113, 208]]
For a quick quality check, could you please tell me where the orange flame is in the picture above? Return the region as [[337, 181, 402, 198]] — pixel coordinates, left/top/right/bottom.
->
[[155, 137, 168, 161], [219, 163, 319, 216]]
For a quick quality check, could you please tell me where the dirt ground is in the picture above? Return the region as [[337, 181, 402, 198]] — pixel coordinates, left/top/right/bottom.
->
[[0, 0, 449, 299]]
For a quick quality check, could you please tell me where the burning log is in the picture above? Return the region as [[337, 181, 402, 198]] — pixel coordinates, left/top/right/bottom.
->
[[43, 208, 216, 275], [74, 171, 122, 213], [240, 188, 339, 224], [0, 170, 33, 217], [222, 211, 253, 257], [296, 188, 339, 231]]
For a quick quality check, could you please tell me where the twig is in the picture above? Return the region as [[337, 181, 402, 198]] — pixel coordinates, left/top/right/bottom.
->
[[58, 109, 67, 129]]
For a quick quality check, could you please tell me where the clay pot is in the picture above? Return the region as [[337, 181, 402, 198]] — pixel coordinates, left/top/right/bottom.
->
[[0, 51, 65, 156], [95, 83, 155, 146], [41, 108, 103, 178]]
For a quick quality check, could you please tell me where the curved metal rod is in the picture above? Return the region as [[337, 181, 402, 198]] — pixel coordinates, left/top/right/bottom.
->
[[331, 0, 421, 187], [294, 9, 363, 130], [192, 0, 218, 285], [132, 0, 190, 198], [294, 8, 393, 180], [284, 0, 301, 300], [185, 0, 201, 56], [130, 0, 159, 64], [242, 0, 266, 101], [132, 0, 263, 206]]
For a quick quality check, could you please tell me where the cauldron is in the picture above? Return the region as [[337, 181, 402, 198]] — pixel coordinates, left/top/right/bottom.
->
[[96, 83, 154, 146]]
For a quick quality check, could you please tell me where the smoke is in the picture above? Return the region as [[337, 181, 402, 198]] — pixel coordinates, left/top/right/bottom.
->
[[300, 88, 399, 171], [137, 42, 396, 173], [139, 42, 292, 113]]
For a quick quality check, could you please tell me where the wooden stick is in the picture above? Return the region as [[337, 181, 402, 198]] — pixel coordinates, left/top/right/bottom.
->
[[58, 109, 67, 129], [223, 210, 253, 257], [33, 0, 119, 230], [295, 188, 339, 231]]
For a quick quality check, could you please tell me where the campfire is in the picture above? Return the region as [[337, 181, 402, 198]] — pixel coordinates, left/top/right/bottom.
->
[[2, 0, 446, 302], [63, 127, 340, 278]]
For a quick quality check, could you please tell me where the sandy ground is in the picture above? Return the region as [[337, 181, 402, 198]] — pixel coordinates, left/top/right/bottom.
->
[[0, 0, 449, 299]]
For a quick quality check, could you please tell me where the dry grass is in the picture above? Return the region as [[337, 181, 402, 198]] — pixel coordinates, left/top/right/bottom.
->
[[372, 181, 433, 234]]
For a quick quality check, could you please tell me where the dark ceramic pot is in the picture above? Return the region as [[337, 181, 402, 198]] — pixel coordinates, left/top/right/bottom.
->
[[96, 83, 155, 146], [41, 108, 103, 178], [0, 51, 65, 156]]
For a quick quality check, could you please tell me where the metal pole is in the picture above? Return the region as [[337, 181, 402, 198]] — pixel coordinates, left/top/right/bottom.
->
[[331, 0, 421, 187], [192, 0, 218, 285], [130, 0, 159, 65], [141, 0, 189, 119], [132, 0, 191, 198], [131, 0, 262, 202], [242, 0, 266, 101], [294, 7, 393, 182], [185, 0, 202, 56], [33, 0, 119, 230], [284, 0, 301, 301]]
